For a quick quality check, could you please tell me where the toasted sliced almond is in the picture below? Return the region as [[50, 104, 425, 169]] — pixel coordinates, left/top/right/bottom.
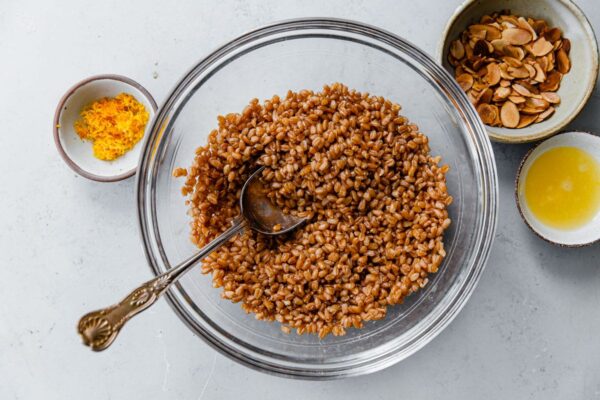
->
[[473, 40, 493, 56], [562, 38, 571, 54], [518, 81, 540, 95], [525, 97, 550, 110], [477, 103, 499, 125], [517, 114, 538, 128], [541, 92, 561, 104], [500, 101, 520, 128], [477, 88, 493, 104], [500, 79, 511, 87], [528, 37, 554, 56], [456, 73, 474, 91], [450, 40, 465, 60], [517, 17, 538, 41], [502, 28, 532, 45], [520, 107, 544, 115], [546, 52, 556, 72], [539, 71, 562, 91], [556, 48, 571, 74], [498, 15, 520, 27], [524, 64, 537, 79], [491, 39, 508, 53], [480, 15, 494, 24], [493, 86, 512, 101], [533, 63, 546, 82], [508, 95, 527, 104], [503, 56, 523, 68], [467, 90, 479, 105], [537, 56, 548, 72], [499, 63, 514, 80], [531, 19, 548, 35], [468, 24, 488, 40], [512, 83, 532, 97], [537, 106, 555, 122], [485, 63, 502, 85], [543, 27, 562, 43], [508, 66, 530, 79], [503, 44, 525, 60]]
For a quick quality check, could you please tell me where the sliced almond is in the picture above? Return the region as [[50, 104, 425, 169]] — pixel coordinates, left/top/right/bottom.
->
[[485, 63, 502, 85], [500, 79, 511, 87], [499, 63, 514, 80], [556, 48, 571, 74], [456, 73, 474, 91], [528, 37, 554, 56], [512, 84, 532, 97], [517, 17, 538, 41], [502, 28, 533, 45], [518, 81, 540, 95], [503, 45, 525, 60], [562, 38, 571, 54], [543, 27, 562, 43], [541, 92, 561, 104], [450, 40, 465, 60], [520, 107, 544, 115], [531, 19, 548, 35], [473, 81, 488, 91], [537, 106, 555, 122], [503, 56, 523, 68], [493, 86, 511, 101], [477, 88, 493, 104], [467, 90, 479, 105], [477, 103, 499, 125], [508, 95, 526, 104], [500, 101, 520, 128], [517, 114, 538, 128], [468, 25, 488, 40], [537, 56, 549, 72], [491, 39, 508, 53], [508, 66, 530, 79], [480, 15, 494, 24], [524, 64, 537, 79], [533, 63, 546, 82], [498, 15, 520, 27], [539, 71, 562, 91], [525, 97, 550, 110]]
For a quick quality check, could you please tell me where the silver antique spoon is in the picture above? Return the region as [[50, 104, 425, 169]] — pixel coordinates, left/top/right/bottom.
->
[[78, 167, 306, 351]]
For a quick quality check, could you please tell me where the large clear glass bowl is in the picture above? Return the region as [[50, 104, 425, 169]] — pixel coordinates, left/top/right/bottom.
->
[[136, 18, 498, 379]]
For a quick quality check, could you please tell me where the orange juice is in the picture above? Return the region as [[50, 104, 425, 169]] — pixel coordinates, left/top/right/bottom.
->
[[525, 147, 600, 229]]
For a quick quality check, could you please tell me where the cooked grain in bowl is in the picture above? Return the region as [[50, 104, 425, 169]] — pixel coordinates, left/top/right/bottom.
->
[[176, 83, 452, 338]]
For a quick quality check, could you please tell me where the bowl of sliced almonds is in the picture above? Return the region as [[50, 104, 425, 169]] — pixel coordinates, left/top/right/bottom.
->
[[438, 0, 598, 143]]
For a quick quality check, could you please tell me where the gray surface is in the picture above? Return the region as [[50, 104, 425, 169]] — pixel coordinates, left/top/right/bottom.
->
[[0, 0, 599, 399]]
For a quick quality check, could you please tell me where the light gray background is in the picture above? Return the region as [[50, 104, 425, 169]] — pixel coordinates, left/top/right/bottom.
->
[[1, 0, 599, 399]]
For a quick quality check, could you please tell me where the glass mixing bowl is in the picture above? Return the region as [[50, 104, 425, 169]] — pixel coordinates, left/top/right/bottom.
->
[[136, 18, 498, 379]]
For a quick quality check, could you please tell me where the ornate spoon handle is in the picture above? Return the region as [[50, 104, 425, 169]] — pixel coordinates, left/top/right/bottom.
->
[[78, 218, 245, 351]]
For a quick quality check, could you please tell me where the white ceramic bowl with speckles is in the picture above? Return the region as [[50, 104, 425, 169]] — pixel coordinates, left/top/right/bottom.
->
[[516, 131, 600, 247], [438, 0, 599, 144], [54, 75, 157, 182]]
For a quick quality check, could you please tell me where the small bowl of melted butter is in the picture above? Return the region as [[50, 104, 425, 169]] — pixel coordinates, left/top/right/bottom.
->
[[516, 131, 600, 246]]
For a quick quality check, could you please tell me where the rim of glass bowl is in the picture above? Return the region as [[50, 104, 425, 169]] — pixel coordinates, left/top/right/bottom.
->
[[136, 18, 498, 379]]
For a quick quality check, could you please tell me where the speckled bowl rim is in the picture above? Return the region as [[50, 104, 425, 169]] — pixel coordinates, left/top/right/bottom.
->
[[515, 130, 600, 247], [437, 0, 599, 144], [53, 74, 158, 182]]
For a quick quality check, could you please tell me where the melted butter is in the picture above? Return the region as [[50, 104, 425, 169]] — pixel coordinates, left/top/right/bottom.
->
[[525, 146, 600, 230]]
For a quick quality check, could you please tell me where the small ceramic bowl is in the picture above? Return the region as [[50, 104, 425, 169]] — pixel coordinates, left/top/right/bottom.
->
[[438, 0, 599, 144], [516, 131, 600, 247], [54, 75, 157, 182]]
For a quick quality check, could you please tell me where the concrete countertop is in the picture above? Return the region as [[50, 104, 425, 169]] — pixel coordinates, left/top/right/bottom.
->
[[1, 0, 598, 398]]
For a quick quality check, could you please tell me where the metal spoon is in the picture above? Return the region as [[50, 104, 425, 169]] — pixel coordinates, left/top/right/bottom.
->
[[78, 167, 306, 351]]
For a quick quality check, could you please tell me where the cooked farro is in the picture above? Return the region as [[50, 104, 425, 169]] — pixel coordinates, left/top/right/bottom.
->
[[177, 83, 452, 338]]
